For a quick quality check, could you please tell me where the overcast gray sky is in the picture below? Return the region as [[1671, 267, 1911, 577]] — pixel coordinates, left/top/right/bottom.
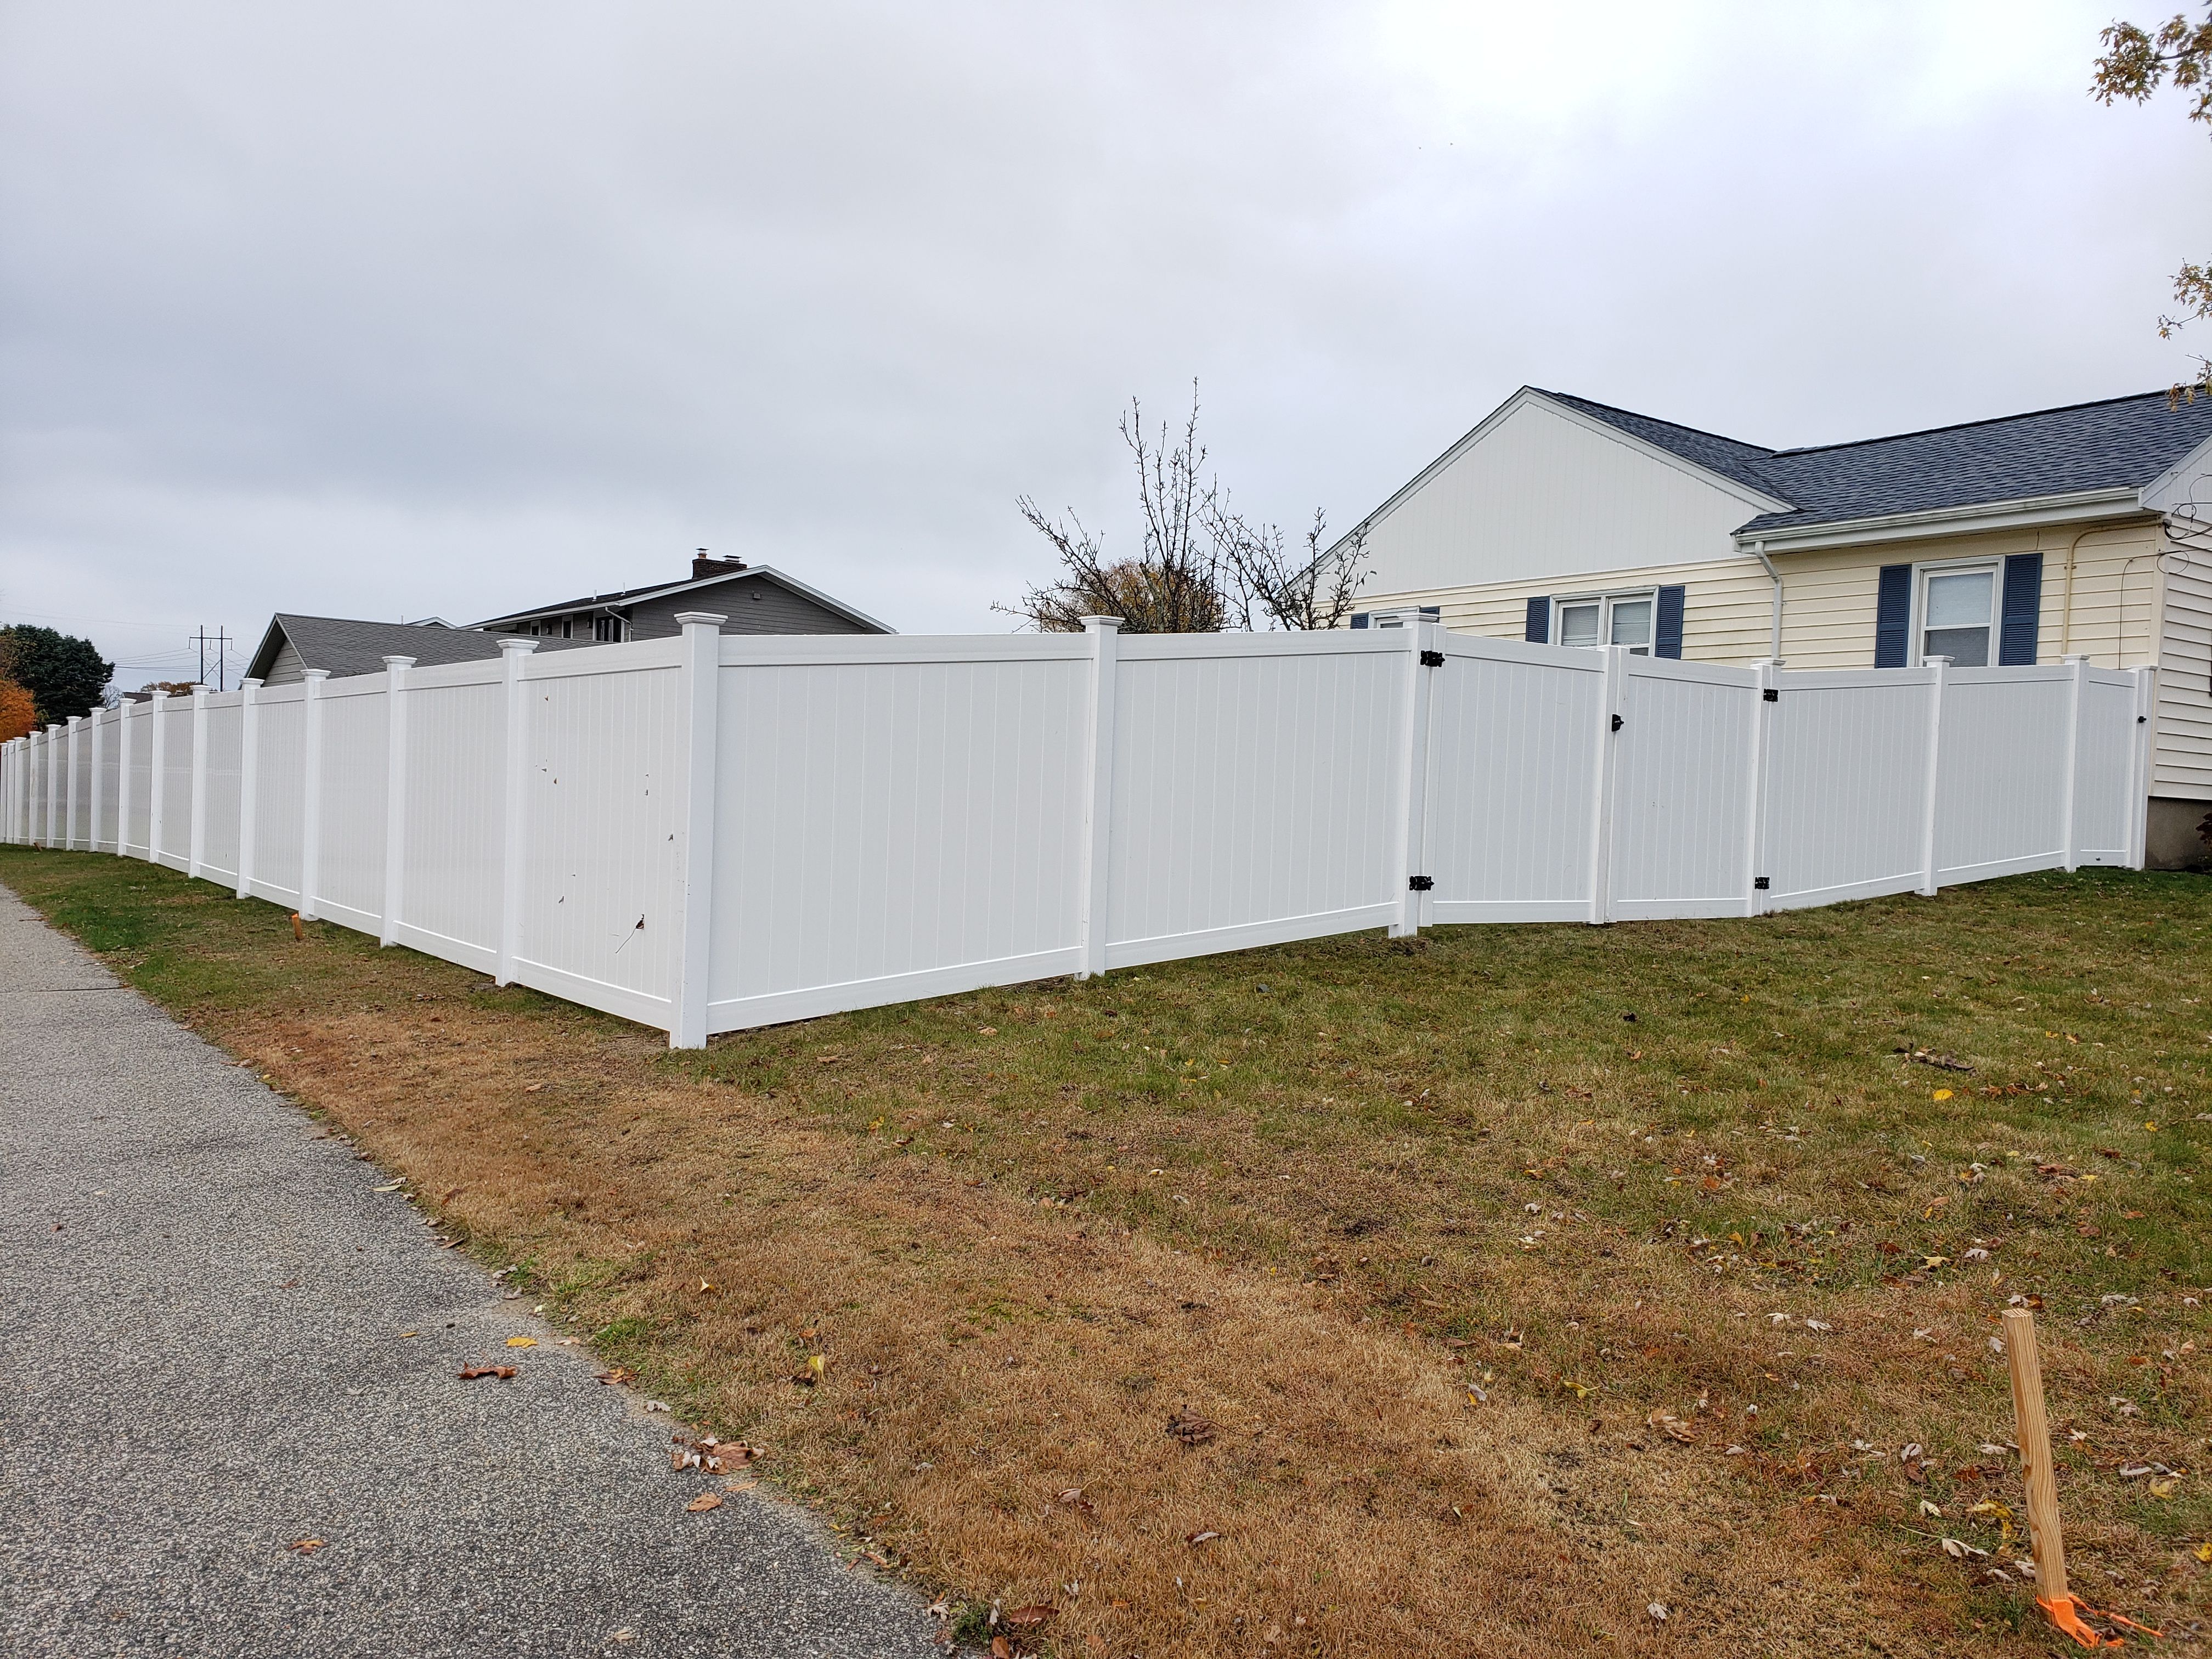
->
[[2, 1, 2205, 687]]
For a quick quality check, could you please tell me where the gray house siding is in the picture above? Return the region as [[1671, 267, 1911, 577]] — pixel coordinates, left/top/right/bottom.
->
[[261, 640, 308, 686], [625, 578, 872, 639]]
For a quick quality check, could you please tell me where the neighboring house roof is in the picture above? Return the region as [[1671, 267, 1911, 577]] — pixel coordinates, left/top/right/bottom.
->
[[1534, 386, 2212, 540], [470, 562, 891, 634], [245, 614, 587, 684]]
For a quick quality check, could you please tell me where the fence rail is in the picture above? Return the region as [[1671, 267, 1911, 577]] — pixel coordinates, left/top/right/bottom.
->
[[2, 616, 2154, 1046]]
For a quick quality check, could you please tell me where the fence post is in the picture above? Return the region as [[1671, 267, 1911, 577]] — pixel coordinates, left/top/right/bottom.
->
[[1391, 613, 1438, 937], [236, 678, 261, 899], [146, 696, 167, 865], [116, 699, 133, 857], [496, 638, 538, 988], [2059, 654, 2089, 872], [65, 714, 82, 850], [2128, 666, 2157, 871], [670, 614, 725, 1049], [1745, 659, 1781, 915], [1587, 646, 1627, 924], [300, 672, 327, 919], [1917, 656, 1950, 896], [379, 656, 414, 947], [1075, 615, 1123, 977], [188, 684, 210, 879], [91, 709, 107, 853]]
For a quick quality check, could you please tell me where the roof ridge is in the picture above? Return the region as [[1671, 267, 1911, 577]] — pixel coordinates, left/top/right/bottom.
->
[[1767, 388, 2186, 457], [1531, 387, 1776, 458]]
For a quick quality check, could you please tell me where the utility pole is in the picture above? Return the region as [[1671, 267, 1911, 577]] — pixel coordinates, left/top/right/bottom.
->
[[189, 626, 234, 691]]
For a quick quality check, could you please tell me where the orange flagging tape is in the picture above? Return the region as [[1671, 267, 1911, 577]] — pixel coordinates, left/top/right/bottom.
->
[[2039, 1593, 2162, 1649]]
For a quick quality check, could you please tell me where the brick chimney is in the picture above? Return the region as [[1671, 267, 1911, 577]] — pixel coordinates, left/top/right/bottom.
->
[[691, 550, 747, 581]]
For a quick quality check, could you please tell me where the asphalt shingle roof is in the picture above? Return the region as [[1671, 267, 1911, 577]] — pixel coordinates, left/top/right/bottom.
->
[[1539, 387, 2212, 537], [249, 615, 589, 683]]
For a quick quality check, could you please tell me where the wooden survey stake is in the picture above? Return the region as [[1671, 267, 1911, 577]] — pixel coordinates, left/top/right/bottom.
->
[[2002, 1308, 2069, 1604], [2002, 1307, 2160, 1648]]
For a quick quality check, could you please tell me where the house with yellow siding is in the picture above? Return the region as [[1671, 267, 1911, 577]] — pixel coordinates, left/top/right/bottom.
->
[[1340, 387, 2212, 867]]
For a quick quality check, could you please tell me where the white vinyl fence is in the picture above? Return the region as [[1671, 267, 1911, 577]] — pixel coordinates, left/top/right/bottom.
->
[[2, 615, 2154, 1047]]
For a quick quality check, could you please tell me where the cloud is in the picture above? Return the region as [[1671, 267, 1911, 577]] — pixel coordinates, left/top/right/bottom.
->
[[1, 0, 2203, 683]]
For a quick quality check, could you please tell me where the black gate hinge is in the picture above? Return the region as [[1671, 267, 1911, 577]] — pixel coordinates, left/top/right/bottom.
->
[[1407, 874, 1434, 891], [1762, 687, 1779, 702], [1753, 876, 1770, 890], [1610, 714, 1624, 732], [1419, 649, 1446, 668]]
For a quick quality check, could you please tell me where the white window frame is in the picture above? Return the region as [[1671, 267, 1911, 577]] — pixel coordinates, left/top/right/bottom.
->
[[1909, 557, 2002, 668], [1550, 588, 1658, 654], [592, 615, 625, 643]]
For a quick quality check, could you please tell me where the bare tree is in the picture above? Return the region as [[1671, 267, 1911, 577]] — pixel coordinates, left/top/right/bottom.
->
[[1000, 388, 1227, 633], [1209, 503, 1371, 632], [2094, 7, 2212, 399]]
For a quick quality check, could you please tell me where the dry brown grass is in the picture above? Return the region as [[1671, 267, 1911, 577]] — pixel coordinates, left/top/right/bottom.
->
[[9, 845, 2212, 1656]]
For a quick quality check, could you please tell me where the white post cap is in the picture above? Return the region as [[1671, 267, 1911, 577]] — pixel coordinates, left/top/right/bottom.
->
[[673, 612, 727, 628]]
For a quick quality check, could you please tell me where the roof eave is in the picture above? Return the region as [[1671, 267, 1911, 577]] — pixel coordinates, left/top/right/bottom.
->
[[1733, 487, 2150, 552], [467, 565, 893, 634]]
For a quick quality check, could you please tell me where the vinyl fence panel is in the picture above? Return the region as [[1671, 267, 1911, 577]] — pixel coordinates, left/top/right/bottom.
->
[[704, 635, 1091, 1032], [1106, 631, 1404, 968], [312, 680, 390, 933], [2074, 669, 2142, 865], [1424, 635, 1607, 923], [394, 663, 508, 974], [246, 685, 307, 907], [1607, 655, 1759, 921], [1934, 666, 2074, 883], [200, 692, 245, 887], [1761, 668, 1933, 909], [511, 644, 687, 1029]]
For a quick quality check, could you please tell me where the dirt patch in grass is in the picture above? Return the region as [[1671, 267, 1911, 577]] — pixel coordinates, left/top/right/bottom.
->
[[7, 845, 2211, 1655]]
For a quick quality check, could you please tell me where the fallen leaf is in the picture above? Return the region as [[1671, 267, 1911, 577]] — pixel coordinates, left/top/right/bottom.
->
[[991, 1639, 1012, 1659], [977, 1027, 998, 1036], [1933, 1089, 1953, 1102], [2194, 1542, 2212, 1564], [1647, 1602, 1668, 1622], [595, 1368, 633, 1385], [523, 1083, 544, 1092], [1185, 1530, 1220, 1546], [686, 1492, 724, 1513], [1004, 1604, 1057, 1628], [2151, 1478, 2181, 1499], [1166, 1408, 1218, 1447], [505, 1336, 537, 1349], [1941, 1537, 1988, 1560], [457, 1364, 518, 1380], [287, 1538, 326, 1554], [1057, 1487, 1096, 1514]]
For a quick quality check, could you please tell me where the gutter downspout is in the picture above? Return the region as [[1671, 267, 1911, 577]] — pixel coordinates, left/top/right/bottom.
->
[[1749, 540, 1782, 658]]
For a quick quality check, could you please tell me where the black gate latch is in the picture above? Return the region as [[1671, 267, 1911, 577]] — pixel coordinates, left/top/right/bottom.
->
[[1610, 714, 1623, 732], [1407, 875, 1434, 891], [1419, 649, 1445, 667], [1762, 687, 1779, 702], [1753, 876, 1770, 890]]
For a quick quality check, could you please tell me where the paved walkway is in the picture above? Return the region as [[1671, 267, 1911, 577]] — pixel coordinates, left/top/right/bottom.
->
[[0, 882, 941, 1658]]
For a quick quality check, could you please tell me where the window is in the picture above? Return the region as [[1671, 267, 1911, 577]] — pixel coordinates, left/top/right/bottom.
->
[[1915, 562, 1997, 667], [1553, 591, 1655, 654], [593, 616, 624, 642]]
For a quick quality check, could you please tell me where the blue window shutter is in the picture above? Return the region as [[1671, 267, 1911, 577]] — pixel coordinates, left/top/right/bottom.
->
[[1875, 564, 1912, 667], [2000, 552, 2043, 665], [1654, 585, 1686, 658], [1349, 612, 1369, 629], [1525, 596, 1550, 642]]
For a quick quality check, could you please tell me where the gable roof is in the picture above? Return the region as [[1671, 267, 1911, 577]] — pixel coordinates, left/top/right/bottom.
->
[[469, 562, 891, 634], [1533, 390, 1783, 498], [1534, 386, 2212, 539], [245, 614, 588, 684]]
